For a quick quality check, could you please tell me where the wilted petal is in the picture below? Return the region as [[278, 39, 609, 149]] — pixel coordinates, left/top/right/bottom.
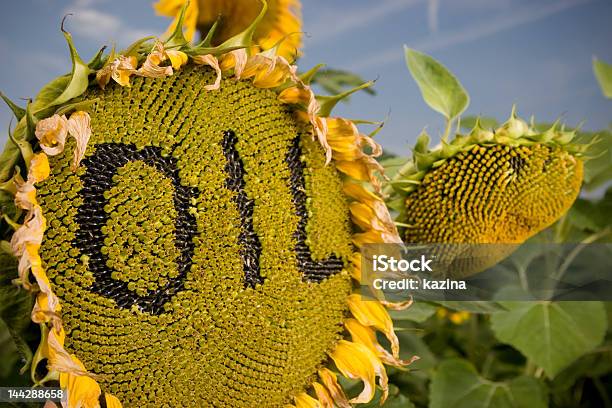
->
[[220, 49, 248, 78], [111, 56, 138, 87], [347, 294, 400, 359], [318, 368, 350, 408], [10, 206, 46, 256], [312, 382, 334, 408], [346, 318, 419, 368], [138, 57, 173, 78], [166, 49, 188, 70], [50, 331, 91, 377], [35, 115, 68, 156], [329, 340, 387, 404], [193, 54, 222, 91], [58, 355, 101, 408], [66, 111, 92, 171], [14, 180, 37, 211]]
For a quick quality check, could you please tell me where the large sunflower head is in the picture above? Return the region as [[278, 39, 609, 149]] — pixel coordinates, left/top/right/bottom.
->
[[154, 0, 302, 60], [0, 4, 412, 407]]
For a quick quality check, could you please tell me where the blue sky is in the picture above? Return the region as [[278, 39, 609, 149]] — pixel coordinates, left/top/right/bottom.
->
[[0, 0, 611, 154]]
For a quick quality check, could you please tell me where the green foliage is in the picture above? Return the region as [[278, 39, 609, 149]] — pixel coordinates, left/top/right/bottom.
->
[[310, 69, 376, 97], [430, 359, 548, 408], [575, 128, 612, 191], [384, 50, 612, 407], [460, 115, 499, 131], [389, 302, 437, 323], [490, 302, 607, 377], [593, 58, 612, 99], [0, 249, 34, 380], [404, 47, 469, 122], [46, 22, 94, 109]]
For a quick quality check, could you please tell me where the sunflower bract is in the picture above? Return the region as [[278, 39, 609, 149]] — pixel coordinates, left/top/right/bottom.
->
[[36, 66, 354, 407]]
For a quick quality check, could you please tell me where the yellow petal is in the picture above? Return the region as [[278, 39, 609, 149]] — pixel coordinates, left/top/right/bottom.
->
[[329, 340, 388, 404], [294, 392, 320, 408], [348, 252, 362, 281], [312, 382, 334, 408], [346, 318, 419, 368], [35, 114, 68, 156], [342, 182, 382, 205], [166, 49, 188, 70], [350, 201, 384, 231], [28, 153, 51, 183], [220, 49, 248, 77], [278, 86, 311, 105], [352, 228, 402, 247], [193, 54, 222, 91], [59, 359, 101, 408], [318, 368, 350, 408], [335, 160, 371, 181], [104, 393, 123, 408], [66, 111, 92, 171], [347, 294, 400, 359]]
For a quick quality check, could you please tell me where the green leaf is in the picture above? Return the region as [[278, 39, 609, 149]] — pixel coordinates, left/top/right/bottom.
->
[[54, 98, 99, 116], [404, 47, 469, 120], [164, 1, 189, 48], [356, 384, 415, 408], [575, 129, 612, 191], [490, 301, 607, 377], [381, 385, 415, 408], [31, 75, 71, 114], [0, 251, 34, 378], [430, 359, 548, 408], [379, 156, 411, 179], [47, 25, 93, 107], [432, 301, 506, 314], [390, 302, 437, 323], [191, 0, 267, 55], [396, 330, 437, 371], [87, 45, 108, 70], [593, 58, 612, 99], [299, 64, 325, 86], [311, 68, 376, 97], [122, 37, 155, 57], [0, 91, 25, 121], [317, 80, 375, 117]]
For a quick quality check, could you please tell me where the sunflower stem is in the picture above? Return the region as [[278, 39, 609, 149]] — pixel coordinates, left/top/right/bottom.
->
[[442, 117, 452, 142]]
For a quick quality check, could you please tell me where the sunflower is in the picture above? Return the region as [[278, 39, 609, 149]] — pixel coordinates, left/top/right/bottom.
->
[[0, 4, 414, 407], [388, 112, 587, 276], [154, 0, 302, 60]]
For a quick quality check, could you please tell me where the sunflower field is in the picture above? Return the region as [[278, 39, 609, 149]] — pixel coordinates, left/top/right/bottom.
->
[[0, 0, 611, 407]]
